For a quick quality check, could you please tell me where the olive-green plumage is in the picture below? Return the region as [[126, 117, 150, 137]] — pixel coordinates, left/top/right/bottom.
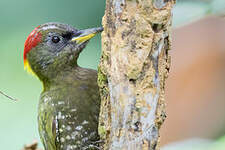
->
[[24, 22, 103, 150], [39, 67, 100, 150]]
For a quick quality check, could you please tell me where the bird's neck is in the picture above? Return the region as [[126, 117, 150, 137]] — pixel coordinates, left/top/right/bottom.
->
[[41, 66, 92, 91]]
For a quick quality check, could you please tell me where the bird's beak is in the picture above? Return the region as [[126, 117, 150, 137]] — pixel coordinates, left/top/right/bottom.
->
[[71, 27, 103, 44]]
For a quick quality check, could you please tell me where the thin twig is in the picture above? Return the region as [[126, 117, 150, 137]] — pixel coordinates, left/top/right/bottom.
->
[[0, 90, 18, 101], [22, 140, 42, 150]]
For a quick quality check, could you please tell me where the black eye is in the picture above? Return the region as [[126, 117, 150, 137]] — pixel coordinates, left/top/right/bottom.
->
[[52, 36, 60, 43]]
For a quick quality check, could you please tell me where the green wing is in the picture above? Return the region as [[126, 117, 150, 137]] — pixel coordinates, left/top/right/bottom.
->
[[38, 105, 58, 150]]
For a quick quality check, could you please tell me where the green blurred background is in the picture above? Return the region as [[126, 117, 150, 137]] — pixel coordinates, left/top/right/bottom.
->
[[0, 0, 225, 150], [0, 0, 104, 149]]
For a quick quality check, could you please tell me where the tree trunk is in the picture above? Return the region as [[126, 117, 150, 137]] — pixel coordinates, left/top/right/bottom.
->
[[98, 0, 175, 149]]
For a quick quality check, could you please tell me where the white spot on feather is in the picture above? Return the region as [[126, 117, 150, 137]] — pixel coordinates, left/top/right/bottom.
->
[[71, 108, 77, 112], [57, 112, 62, 119], [66, 135, 71, 140], [82, 120, 88, 125], [75, 126, 83, 131], [58, 101, 65, 105], [66, 125, 72, 131], [60, 137, 65, 143]]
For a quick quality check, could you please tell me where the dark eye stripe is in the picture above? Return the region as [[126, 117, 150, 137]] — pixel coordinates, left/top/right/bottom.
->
[[62, 32, 73, 40]]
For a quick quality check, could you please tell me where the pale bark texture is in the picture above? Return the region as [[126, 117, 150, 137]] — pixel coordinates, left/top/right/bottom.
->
[[98, 0, 175, 149]]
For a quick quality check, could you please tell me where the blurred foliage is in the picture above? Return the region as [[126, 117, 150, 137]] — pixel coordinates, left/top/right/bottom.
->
[[212, 135, 225, 150], [0, 0, 224, 149], [0, 0, 104, 149], [173, 0, 225, 27], [163, 136, 225, 150]]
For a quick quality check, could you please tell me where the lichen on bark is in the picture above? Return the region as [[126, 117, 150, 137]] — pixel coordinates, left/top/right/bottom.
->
[[98, 0, 175, 149]]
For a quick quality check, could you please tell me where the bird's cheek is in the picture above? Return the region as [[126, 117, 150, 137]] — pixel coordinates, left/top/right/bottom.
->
[[61, 44, 73, 54], [63, 44, 78, 56]]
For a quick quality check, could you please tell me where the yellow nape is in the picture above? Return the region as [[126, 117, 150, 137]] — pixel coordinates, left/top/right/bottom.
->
[[24, 59, 36, 76], [72, 33, 96, 44]]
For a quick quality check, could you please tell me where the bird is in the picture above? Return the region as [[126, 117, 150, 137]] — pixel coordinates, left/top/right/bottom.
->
[[23, 22, 103, 150]]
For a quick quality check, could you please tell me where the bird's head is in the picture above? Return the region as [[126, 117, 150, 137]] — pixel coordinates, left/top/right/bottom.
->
[[23, 22, 103, 81]]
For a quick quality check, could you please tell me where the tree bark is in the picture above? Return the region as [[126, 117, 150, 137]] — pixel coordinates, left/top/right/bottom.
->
[[98, 0, 175, 149]]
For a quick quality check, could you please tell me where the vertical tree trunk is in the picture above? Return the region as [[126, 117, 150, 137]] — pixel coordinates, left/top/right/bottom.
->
[[98, 0, 175, 149]]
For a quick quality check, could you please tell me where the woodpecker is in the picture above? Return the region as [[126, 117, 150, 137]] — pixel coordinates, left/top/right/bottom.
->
[[23, 22, 103, 150]]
